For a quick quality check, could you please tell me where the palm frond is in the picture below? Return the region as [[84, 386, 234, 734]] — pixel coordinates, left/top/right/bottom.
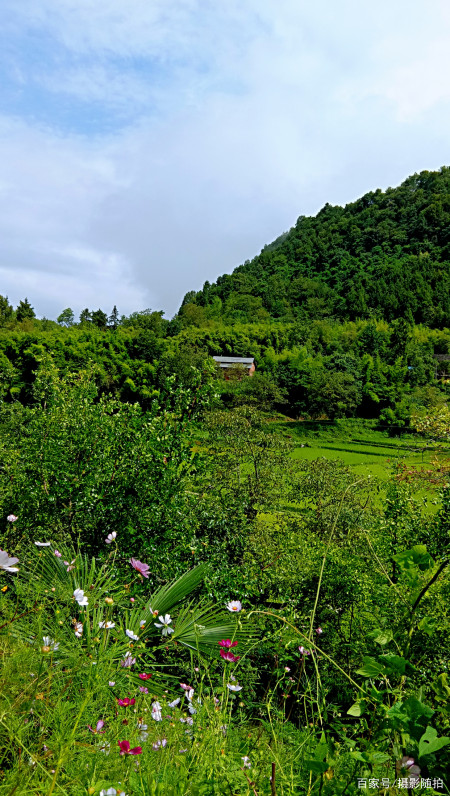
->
[[145, 564, 206, 615]]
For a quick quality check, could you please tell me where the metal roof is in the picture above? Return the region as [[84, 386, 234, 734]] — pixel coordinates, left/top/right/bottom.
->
[[212, 356, 254, 365]]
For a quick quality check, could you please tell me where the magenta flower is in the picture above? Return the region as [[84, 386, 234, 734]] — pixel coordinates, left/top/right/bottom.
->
[[298, 646, 311, 656], [219, 649, 240, 663], [315, 627, 323, 635], [88, 720, 105, 734], [117, 698, 136, 707], [118, 740, 142, 756], [54, 550, 62, 558], [139, 673, 152, 680], [130, 558, 150, 578], [218, 639, 238, 649], [139, 686, 149, 694]]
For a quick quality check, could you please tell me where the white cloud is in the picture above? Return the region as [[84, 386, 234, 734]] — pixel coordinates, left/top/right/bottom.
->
[[0, 0, 449, 319]]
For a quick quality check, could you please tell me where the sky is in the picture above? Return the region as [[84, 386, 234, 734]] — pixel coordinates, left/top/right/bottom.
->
[[1, 0, 450, 321]]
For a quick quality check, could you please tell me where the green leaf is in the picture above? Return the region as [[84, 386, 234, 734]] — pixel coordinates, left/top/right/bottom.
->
[[356, 657, 386, 677], [370, 629, 393, 646], [419, 726, 450, 758], [431, 673, 450, 702]]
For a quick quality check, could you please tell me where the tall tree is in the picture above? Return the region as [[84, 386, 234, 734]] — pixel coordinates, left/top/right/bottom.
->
[[16, 298, 35, 322], [0, 295, 13, 325], [57, 308, 75, 327], [91, 309, 108, 329], [79, 308, 92, 324], [108, 305, 119, 330]]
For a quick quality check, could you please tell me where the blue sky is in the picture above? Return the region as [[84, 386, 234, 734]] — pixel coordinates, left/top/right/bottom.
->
[[1, 0, 450, 320]]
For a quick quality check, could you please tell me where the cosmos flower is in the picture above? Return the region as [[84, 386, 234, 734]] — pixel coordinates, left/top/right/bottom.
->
[[138, 673, 152, 680], [242, 756, 251, 768], [298, 646, 311, 656], [42, 636, 59, 652], [54, 550, 62, 558], [129, 558, 150, 578], [105, 532, 117, 544], [315, 627, 323, 635], [108, 681, 115, 687], [154, 614, 174, 636], [139, 686, 149, 694], [99, 621, 115, 629], [219, 650, 240, 663], [168, 698, 180, 708], [218, 639, 238, 648], [125, 629, 139, 641], [74, 622, 83, 638], [73, 588, 88, 607], [34, 541, 51, 547], [151, 701, 162, 721], [118, 740, 142, 756], [227, 683, 243, 692], [120, 653, 136, 668], [6, 514, 18, 522], [152, 738, 167, 750], [117, 698, 136, 707], [226, 600, 242, 613], [0, 550, 19, 573], [88, 720, 105, 734]]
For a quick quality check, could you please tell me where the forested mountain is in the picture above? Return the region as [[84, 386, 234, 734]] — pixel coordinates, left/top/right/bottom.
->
[[179, 167, 450, 327]]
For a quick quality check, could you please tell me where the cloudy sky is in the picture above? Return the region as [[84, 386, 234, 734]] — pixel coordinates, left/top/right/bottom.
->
[[1, 0, 450, 320]]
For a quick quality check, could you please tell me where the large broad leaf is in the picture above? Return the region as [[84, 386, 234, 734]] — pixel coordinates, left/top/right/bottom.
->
[[356, 657, 386, 678], [419, 726, 450, 758], [145, 564, 206, 615]]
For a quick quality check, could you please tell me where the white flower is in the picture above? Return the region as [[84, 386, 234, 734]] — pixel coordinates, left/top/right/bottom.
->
[[73, 588, 88, 607], [168, 698, 180, 708], [154, 614, 174, 636], [242, 756, 251, 768], [99, 621, 115, 629], [6, 514, 18, 522], [0, 549, 19, 573], [34, 541, 51, 547], [74, 622, 83, 638], [126, 628, 139, 641], [42, 636, 59, 651], [151, 701, 162, 721], [227, 683, 243, 692], [100, 787, 121, 795], [139, 619, 146, 628], [105, 532, 117, 545], [226, 600, 242, 613]]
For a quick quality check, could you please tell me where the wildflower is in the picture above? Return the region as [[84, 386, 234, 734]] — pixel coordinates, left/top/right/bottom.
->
[[284, 666, 291, 672], [54, 550, 62, 558], [126, 629, 139, 641], [117, 698, 136, 707], [151, 701, 162, 721], [108, 681, 115, 687], [396, 756, 421, 779], [168, 698, 180, 708], [242, 756, 251, 768], [219, 649, 240, 663], [179, 748, 187, 753], [138, 721, 148, 741], [139, 620, 146, 628], [298, 646, 310, 656], [120, 653, 136, 668], [0, 550, 19, 573], [218, 639, 238, 648], [118, 740, 142, 756], [154, 614, 174, 636], [152, 738, 167, 750], [88, 720, 105, 734], [139, 686, 149, 694], [74, 621, 83, 638], [99, 621, 115, 629], [34, 541, 51, 547], [226, 600, 242, 612], [129, 558, 150, 578], [99, 742, 111, 756], [227, 683, 243, 692], [42, 636, 59, 652], [105, 532, 117, 544], [315, 627, 323, 635], [73, 588, 88, 607], [100, 789, 125, 796], [6, 514, 18, 522], [138, 673, 152, 680], [180, 683, 192, 691]]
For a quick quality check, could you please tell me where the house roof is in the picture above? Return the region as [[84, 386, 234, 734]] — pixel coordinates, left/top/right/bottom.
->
[[212, 356, 255, 368]]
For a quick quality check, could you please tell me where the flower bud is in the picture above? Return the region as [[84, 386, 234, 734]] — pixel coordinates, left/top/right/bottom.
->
[[41, 646, 50, 654], [105, 597, 114, 605]]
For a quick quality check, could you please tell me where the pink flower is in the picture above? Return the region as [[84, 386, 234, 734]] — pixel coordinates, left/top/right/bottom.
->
[[139, 686, 149, 694], [120, 653, 136, 668], [218, 639, 238, 649], [315, 627, 323, 635], [118, 740, 142, 756], [226, 600, 242, 612], [138, 673, 152, 680], [129, 559, 150, 578], [180, 683, 192, 691], [88, 720, 105, 734], [219, 649, 240, 663], [6, 514, 18, 522], [298, 646, 310, 656], [117, 698, 136, 707], [54, 550, 62, 558]]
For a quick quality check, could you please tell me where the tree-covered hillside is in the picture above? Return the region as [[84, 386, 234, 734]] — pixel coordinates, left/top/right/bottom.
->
[[178, 167, 450, 327]]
